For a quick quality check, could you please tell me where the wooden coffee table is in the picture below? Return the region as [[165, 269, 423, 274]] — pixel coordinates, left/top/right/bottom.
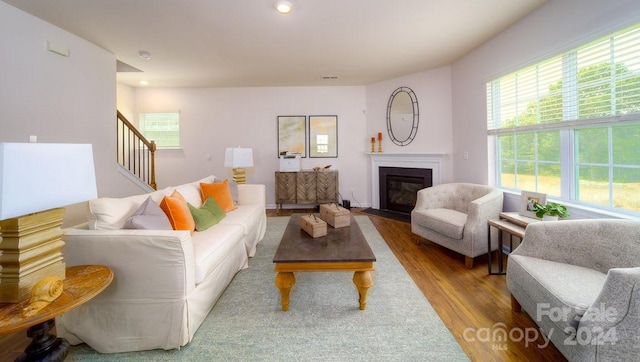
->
[[273, 214, 376, 311]]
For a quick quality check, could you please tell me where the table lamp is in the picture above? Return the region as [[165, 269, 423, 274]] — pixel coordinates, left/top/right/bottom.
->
[[224, 147, 253, 184], [0, 142, 98, 303]]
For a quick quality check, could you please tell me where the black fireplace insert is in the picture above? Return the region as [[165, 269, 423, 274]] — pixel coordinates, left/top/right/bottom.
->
[[379, 167, 432, 214]]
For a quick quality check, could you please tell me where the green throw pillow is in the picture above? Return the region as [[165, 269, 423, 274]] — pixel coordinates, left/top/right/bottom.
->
[[188, 196, 226, 231], [201, 196, 226, 221]]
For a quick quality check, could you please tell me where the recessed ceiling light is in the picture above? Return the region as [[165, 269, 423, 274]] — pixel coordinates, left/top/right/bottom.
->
[[139, 80, 149, 85], [138, 50, 151, 60], [274, 1, 293, 14]]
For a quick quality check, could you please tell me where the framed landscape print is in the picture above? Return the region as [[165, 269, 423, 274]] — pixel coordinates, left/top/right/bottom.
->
[[519, 191, 547, 218], [277, 116, 306, 157], [308, 115, 338, 158]]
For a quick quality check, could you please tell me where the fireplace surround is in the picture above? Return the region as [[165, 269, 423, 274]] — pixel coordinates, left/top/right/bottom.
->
[[368, 153, 444, 210]]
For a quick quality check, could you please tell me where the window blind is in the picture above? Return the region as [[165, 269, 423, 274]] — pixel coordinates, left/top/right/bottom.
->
[[487, 23, 640, 134], [487, 22, 640, 213]]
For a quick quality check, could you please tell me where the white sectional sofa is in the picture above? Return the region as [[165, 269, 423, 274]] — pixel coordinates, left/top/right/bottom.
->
[[57, 176, 266, 353]]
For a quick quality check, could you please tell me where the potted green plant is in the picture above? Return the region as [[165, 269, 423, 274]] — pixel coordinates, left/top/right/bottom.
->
[[532, 202, 569, 220]]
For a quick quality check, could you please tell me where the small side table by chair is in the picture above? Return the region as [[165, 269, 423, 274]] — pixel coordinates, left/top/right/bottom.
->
[[487, 212, 538, 275], [0, 265, 113, 362]]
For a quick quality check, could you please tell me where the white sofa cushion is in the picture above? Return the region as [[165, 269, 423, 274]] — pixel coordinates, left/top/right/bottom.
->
[[191, 223, 245, 284], [219, 204, 265, 255], [175, 175, 215, 207], [219, 204, 261, 233]]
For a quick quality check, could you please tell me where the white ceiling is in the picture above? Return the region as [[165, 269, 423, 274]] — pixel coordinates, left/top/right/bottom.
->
[[4, 0, 546, 88]]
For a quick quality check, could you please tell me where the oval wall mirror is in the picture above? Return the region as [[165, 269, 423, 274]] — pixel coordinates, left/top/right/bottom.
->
[[386, 86, 419, 146]]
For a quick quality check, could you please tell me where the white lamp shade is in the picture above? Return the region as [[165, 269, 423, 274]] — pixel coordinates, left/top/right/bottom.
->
[[0, 143, 98, 220], [224, 147, 254, 168]]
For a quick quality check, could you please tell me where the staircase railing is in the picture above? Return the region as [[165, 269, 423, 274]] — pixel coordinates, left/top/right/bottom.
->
[[117, 111, 157, 190]]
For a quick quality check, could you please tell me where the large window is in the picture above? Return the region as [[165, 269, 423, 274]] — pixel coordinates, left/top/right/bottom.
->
[[139, 112, 180, 149], [487, 24, 640, 213]]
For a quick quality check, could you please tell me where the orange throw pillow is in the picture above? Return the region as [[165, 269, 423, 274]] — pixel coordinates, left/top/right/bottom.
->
[[160, 190, 196, 234], [200, 180, 236, 212]]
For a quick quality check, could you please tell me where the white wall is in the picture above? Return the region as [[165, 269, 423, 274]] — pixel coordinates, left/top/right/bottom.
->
[[116, 83, 135, 121], [365, 67, 454, 182], [451, 0, 640, 186], [131, 86, 369, 208], [127, 66, 455, 208], [0, 2, 143, 225]]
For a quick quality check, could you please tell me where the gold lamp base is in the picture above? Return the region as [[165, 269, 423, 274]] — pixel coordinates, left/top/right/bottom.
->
[[0, 208, 66, 303], [231, 167, 247, 184]]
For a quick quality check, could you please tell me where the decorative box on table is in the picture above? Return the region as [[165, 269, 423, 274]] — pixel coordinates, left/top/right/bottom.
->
[[300, 214, 327, 238], [319, 203, 351, 228]]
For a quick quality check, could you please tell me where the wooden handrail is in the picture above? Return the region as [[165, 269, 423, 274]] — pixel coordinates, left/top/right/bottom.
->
[[117, 111, 157, 189], [117, 111, 147, 143]]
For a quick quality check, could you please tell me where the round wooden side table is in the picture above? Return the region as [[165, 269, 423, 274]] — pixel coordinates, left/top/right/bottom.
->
[[0, 265, 113, 362]]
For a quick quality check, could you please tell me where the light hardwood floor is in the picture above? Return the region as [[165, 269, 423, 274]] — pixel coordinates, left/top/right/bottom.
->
[[0, 209, 567, 361], [350, 209, 567, 362]]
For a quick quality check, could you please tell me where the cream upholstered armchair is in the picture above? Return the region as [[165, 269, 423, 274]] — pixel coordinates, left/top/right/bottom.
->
[[411, 183, 503, 268], [507, 220, 640, 361]]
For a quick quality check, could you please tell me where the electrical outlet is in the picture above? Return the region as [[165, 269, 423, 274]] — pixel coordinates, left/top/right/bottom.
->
[[351, 187, 355, 195]]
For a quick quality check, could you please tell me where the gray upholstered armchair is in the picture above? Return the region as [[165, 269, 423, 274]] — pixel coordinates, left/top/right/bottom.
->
[[507, 219, 640, 362], [410, 183, 503, 268]]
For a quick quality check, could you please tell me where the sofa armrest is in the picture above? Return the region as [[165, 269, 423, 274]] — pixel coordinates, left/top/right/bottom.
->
[[63, 227, 196, 300], [237, 184, 266, 207], [578, 267, 640, 354]]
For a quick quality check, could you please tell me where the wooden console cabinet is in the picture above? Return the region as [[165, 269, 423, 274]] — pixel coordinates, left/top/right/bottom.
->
[[275, 171, 339, 210]]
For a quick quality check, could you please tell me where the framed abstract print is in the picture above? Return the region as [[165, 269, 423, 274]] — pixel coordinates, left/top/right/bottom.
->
[[277, 116, 306, 157]]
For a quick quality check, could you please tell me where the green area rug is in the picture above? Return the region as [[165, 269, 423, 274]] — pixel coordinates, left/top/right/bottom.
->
[[67, 216, 468, 361]]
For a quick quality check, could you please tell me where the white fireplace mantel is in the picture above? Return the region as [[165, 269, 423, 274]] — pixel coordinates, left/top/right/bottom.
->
[[367, 153, 446, 209]]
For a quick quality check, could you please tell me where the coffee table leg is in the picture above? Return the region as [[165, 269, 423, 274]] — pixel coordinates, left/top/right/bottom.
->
[[353, 271, 373, 310], [275, 272, 296, 311]]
